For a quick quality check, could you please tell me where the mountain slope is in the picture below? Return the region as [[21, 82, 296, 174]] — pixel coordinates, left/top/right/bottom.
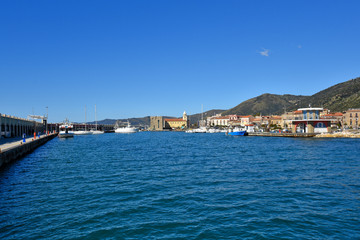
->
[[188, 109, 225, 124], [222, 77, 360, 115], [300, 77, 360, 112], [222, 94, 307, 116]]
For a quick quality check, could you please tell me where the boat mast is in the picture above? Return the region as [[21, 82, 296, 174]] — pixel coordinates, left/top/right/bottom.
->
[[85, 105, 87, 131], [95, 104, 97, 130], [201, 104, 204, 127]]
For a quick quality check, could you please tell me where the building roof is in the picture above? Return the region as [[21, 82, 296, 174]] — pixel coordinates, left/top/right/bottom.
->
[[346, 109, 360, 112], [298, 107, 323, 111], [324, 112, 343, 116], [215, 116, 230, 119], [165, 118, 185, 122]]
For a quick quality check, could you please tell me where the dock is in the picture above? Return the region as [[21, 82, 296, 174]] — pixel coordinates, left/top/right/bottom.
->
[[0, 133, 58, 168], [248, 132, 318, 137]]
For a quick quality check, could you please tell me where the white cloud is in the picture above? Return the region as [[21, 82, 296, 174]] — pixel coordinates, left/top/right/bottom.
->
[[298, 45, 302, 48], [259, 48, 270, 57]]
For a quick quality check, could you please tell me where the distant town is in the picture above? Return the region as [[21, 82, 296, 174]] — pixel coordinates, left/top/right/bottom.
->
[[1, 106, 360, 139], [150, 107, 359, 134]]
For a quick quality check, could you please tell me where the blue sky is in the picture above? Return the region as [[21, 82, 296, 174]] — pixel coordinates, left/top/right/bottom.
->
[[1, 0, 360, 123]]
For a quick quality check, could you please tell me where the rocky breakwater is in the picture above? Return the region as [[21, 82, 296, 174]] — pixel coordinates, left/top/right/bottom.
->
[[314, 131, 360, 138]]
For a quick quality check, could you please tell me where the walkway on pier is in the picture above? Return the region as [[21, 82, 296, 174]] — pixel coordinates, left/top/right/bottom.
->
[[0, 134, 47, 152], [0, 133, 58, 168]]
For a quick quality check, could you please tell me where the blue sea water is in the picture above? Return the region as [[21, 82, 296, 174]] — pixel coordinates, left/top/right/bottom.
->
[[0, 132, 359, 239]]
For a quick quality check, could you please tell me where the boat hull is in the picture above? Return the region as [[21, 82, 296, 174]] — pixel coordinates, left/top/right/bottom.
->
[[58, 133, 74, 138], [115, 128, 138, 133], [91, 130, 104, 134], [228, 131, 248, 136], [73, 131, 93, 135]]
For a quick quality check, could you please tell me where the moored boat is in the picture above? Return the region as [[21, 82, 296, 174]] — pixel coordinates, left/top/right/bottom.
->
[[59, 120, 74, 138], [74, 105, 92, 135], [73, 130, 92, 135], [115, 121, 138, 133], [227, 130, 248, 136], [227, 127, 248, 136], [91, 104, 104, 134]]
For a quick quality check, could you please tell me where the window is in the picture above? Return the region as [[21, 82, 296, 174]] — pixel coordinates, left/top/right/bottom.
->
[[303, 110, 307, 120], [350, 113, 353, 117]]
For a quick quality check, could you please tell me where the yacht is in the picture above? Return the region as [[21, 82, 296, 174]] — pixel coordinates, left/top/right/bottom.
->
[[59, 120, 74, 138], [115, 121, 138, 133]]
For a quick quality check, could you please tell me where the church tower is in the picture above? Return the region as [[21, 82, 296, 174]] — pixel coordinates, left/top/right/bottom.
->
[[183, 111, 188, 121]]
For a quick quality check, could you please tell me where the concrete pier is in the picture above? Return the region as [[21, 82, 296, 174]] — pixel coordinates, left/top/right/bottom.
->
[[0, 133, 57, 168], [248, 132, 318, 137]]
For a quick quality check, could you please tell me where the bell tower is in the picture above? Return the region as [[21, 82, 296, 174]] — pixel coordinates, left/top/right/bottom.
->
[[183, 111, 188, 121]]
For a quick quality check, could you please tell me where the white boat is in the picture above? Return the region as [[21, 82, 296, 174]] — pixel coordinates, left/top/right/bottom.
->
[[59, 119, 74, 138], [74, 105, 92, 135], [207, 128, 221, 133], [74, 130, 92, 135], [115, 121, 138, 133], [186, 127, 207, 133], [91, 104, 104, 134]]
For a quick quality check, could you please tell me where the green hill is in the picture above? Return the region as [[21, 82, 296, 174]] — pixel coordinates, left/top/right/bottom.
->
[[299, 77, 360, 112], [222, 77, 360, 115], [188, 109, 225, 124], [222, 94, 307, 116]]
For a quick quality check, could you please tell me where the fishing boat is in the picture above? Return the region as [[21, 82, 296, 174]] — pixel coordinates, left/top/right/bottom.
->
[[227, 127, 248, 136], [59, 119, 74, 138], [227, 130, 248, 136], [115, 121, 138, 133]]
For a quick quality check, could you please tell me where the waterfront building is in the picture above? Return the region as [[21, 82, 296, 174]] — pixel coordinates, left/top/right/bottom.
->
[[291, 107, 332, 133], [244, 124, 255, 132], [240, 115, 254, 126], [150, 112, 189, 130], [269, 115, 282, 127], [0, 113, 45, 138], [322, 112, 343, 128], [209, 116, 230, 126], [343, 109, 360, 129], [164, 111, 188, 129], [150, 116, 165, 131]]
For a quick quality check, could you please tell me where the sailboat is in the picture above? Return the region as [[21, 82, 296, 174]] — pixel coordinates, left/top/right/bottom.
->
[[91, 104, 104, 134], [74, 105, 92, 135]]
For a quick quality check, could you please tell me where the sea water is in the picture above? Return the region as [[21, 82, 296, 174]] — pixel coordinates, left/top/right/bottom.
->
[[0, 132, 359, 239]]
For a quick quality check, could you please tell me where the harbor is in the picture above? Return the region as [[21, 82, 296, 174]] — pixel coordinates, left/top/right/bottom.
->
[[1, 0, 360, 238]]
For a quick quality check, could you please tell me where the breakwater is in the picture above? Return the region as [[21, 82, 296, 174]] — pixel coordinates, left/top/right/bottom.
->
[[248, 132, 317, 137], [0, 133, 57, 168]]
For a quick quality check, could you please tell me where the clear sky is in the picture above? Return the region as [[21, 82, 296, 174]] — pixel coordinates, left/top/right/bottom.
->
[[1, 0, 360, 123]]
